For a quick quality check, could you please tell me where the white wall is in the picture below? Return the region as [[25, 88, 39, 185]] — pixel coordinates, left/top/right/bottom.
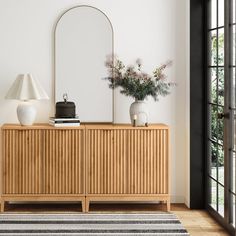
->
[[0, 0, 189, 204]]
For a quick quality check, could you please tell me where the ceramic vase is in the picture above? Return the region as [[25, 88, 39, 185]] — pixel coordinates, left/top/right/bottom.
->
[[129, 99, 148, 126]]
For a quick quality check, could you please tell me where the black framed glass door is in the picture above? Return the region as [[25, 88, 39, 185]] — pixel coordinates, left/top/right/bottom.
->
[[207, 0, 236, 233]]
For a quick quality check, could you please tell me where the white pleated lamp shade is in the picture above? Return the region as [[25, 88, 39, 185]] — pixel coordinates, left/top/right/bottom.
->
[[5, 74, 49, 100]]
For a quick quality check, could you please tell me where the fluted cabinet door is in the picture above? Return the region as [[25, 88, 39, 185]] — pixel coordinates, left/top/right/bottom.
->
[[87, 129, 116, 194], [87, 128, 169, 195], [43, 129, 85, 194], [126, 129, 169, 194], [87, 129, 128, 194], [3, 129, 43, 194]]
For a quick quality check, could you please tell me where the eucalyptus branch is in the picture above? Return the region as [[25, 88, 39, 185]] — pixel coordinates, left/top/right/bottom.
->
[[104, 56, 175, 101]]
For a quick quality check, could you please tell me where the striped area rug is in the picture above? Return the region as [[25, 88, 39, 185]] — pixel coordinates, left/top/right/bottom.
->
[[0, 213, 189, 235]]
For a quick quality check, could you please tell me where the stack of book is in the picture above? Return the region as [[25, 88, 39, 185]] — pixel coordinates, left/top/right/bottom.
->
[[49, 117, 80, 127]]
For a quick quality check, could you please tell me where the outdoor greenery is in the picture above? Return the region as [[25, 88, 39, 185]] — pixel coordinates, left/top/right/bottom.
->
[[211, 32, 224, 167], [104, 56, 174, 101]]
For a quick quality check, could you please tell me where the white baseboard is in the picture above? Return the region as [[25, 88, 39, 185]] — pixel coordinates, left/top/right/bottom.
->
[[171, 195, 187, 204]]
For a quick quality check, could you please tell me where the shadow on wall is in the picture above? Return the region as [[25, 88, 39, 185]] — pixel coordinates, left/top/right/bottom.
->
[[0, 77, 18, 124]]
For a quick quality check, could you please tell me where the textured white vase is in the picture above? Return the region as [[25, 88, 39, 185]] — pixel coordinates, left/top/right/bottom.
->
[[17, 101, 36, 126], [129, 99, 148, 126]]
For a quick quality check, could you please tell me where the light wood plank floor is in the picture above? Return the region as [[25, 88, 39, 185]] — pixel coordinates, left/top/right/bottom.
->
[[3, 202, 230, 235], [171, 204, 230, 236]]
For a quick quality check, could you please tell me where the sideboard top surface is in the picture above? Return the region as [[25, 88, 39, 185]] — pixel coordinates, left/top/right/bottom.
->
[[1, 123, 169, 130]]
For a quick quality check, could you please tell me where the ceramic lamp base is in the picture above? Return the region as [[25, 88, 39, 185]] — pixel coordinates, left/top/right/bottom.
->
[[17, 101, 36, 126]]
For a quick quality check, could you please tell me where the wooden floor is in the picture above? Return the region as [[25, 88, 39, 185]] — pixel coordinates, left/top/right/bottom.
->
[[2, 202, 230, 235], [171, 204, 230, 236]]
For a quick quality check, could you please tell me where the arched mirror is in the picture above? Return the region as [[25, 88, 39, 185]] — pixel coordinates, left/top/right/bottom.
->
[[55, 6, 113, 122]]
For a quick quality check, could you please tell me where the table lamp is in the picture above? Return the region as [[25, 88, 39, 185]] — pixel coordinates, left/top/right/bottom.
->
[[5, 74, 49, 126]]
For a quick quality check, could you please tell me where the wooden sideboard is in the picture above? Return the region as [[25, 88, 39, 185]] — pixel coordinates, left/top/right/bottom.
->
[[0, 124, 170, 212]]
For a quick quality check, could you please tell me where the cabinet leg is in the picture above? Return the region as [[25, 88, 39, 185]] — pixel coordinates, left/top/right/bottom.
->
[[167, 200, 171, 212], [0, 200, 4, 213], [85, 198, 90, 213], [81, 198, 86, 213]]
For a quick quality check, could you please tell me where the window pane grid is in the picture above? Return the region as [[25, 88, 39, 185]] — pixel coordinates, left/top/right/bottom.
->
[[229, 189, 236, 196], [208, 65, 225, 68], [208, 138, 223, 147], [208, 0, 227, 221], [208, 102, 224, 107], [208, 26, 225, 31], [207, 0, 236, 229], [208, 175, 225, 187], [208, 139, 235, 154], [208, 65, 236, 68]]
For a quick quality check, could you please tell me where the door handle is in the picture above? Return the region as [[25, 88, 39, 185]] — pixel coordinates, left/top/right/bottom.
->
[[217, 112, 229, 119]]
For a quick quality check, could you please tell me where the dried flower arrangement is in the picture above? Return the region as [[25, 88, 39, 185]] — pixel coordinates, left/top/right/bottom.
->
[[104, 56, 174, 101]]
